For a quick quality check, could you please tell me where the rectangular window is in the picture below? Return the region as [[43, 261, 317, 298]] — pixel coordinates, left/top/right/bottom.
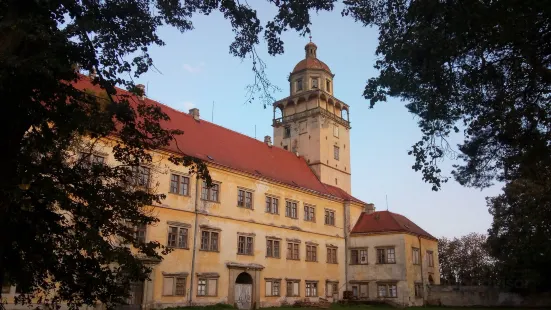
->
[[326, 79, 331, 92], [296, 79, 303, 91], [1, 277, 10, 294], [350, 249, 368, 264], [135, 224, 147, 244], [265, 196, 279, 214], [238, 189, 253, 209], [285, 200, 298, 219], [299, 120, 307, 134], [304, 204, 315, 222], [333, 125, 339, 138], [427, 250, 434, 267], [352, 283, 368, 298], [377, 247, 396, 264], [284, 126, 291, 138], [238, 235, 254, 255], [286, 280, 300, 297], [197, 278, 217, 296], [305, 282, 317, 297], [311, 78, 319, 89], [414, 283, 423, 298], [324, 209, 335, 226], [266, 239, 280, 258], [287, 242, 300, 260], [131, 166, 150, 187], [326, 282, 338, 297], [162, 276, 186, 296], [167, 226, 188, 249], [412, 248, 420, 265], [334, 146, 340, 160], [306, 245, 317, 262], [377, 283, 397, 298], [200, 230, 219, 251], [201, 181, 219, 202], [79, 152, 105, 167], [265, 280, 281, 296], [169, 174, 189, 196], [327, 247, 337, 264]]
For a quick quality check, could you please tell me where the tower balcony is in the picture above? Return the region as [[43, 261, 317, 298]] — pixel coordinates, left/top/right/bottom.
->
[[273, 106, 350, 128], [272, 89, 350, 129]]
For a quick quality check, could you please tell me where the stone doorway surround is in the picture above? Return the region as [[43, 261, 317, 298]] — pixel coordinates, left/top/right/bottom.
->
[[226, 262, 264, 310]]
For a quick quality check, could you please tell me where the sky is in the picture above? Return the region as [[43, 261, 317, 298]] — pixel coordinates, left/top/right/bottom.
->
[[136, 2, 502, 239]]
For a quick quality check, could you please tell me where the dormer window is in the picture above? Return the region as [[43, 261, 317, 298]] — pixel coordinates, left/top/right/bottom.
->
[[296, 79, 303, 92], [311, 78, 319, 89], [326, 79, 331, 92]]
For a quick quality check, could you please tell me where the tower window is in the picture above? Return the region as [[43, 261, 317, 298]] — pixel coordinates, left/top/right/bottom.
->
[[326, 79, 331, 92], [311, 78, 319, 89], [296, 79, 303, 92], [334, 146, 340, 160], [284, 126, 291, 138], [333, 125, 339, 138]]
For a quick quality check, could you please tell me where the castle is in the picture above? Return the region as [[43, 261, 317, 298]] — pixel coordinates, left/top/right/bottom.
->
[[2, 42, 439, 308]]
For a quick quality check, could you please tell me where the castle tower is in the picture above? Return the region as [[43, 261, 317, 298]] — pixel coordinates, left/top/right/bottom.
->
[[272, 41, 352, 193]]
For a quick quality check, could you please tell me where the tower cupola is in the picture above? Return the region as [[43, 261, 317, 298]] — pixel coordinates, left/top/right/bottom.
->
[[272, 41, 352, 193]]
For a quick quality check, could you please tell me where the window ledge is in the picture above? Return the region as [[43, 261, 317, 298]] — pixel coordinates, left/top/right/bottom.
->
[[201, 199, 220, 203], [349, 263, 369, 265], [306, 260, 318, 263], [266, 256, 281, 259], [196, 295, 217, 297], [286, 258, 300, 261], [237, 253, 254, 256], [168, 247, 190, 250], [199, 249, 220, 253], [237, 206, 254, 210], [169, 193, 191, 197]]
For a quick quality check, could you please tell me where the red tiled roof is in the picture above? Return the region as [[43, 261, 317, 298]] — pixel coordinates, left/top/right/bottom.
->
[[351, 211, 436, 240], [323, 184, 366, 205], [72, 76, 365, 204], [292, 58, 331, 73]]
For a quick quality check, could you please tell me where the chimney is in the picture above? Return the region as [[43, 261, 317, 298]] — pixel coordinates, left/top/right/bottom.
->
[[136, 84, 145, 100], [264, 136, 272, 146], [189, 108, 200, 121], [89, 67, 97, 80], [71, 63, 80, 73], [365, 203, 375, 214]]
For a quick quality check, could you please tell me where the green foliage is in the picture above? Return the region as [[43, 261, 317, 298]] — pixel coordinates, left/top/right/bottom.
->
[[163, 304, 235, 310], [438, 233, 496, 286], [344, 0, 551, 191], [486, 178, 551, 293]]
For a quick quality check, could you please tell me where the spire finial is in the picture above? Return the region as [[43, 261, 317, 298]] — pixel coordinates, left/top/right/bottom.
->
[[309, 35, 312, 42]]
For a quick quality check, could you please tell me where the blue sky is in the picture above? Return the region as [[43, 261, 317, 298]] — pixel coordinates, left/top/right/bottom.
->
[[137, 2, 502, 238]]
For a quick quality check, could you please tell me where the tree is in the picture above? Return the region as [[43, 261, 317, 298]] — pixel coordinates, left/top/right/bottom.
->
[[343, 0, 551, 191], [438, 233, 496, 286], [0, 0, 334, 308], [343, 0, 551, 293], [486, 177, 551, 293]]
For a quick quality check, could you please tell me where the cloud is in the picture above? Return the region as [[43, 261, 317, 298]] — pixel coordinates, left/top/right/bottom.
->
[[182, 62, 205, 74], [182, 101, 195, 111]]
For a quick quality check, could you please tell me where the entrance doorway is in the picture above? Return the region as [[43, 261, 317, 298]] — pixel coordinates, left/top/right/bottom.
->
[[235, 272, 253, 310]]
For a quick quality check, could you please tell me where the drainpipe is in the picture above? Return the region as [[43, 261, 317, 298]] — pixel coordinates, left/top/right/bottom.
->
[[418, 236, 425, 306], [344, 202, 350, 293], [189, 177, 201, 306]]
